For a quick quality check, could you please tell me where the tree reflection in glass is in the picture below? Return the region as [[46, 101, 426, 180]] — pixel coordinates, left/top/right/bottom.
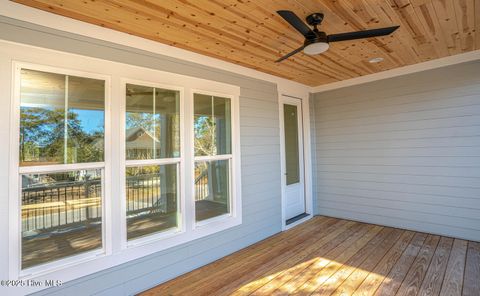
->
[[194, 94, 232, 222], [19, 69, 105, 166], [125, 84, 180, 160]]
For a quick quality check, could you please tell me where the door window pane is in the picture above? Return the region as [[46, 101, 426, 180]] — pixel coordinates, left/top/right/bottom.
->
[[194, 94, 231, 156], [21, 169, 102, 269], [195, 160, 229, 222], [19, 69, 105, 166], [126, 164, 178, 240], [284, 104, 300, 185], [125, 84, 180, 160]]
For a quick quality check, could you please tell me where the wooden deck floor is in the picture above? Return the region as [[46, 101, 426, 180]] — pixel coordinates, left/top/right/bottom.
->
[[139, 216, 480, 296]]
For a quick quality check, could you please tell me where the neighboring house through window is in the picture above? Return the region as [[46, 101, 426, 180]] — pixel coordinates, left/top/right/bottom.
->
[[10, 60, 241, 281]]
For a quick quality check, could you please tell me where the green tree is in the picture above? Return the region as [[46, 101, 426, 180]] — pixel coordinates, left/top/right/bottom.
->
[[194, 116, 216, 156], [20, 107, 103, 164], [126, 112, 155, 131]]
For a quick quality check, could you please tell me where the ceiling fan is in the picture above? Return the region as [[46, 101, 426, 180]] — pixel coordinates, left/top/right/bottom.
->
[[276, 10, 399, 62]]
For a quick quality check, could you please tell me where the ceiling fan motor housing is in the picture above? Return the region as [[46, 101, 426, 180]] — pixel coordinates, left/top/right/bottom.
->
[[304, 31, 328, 45], [306, 13, 324, 26]]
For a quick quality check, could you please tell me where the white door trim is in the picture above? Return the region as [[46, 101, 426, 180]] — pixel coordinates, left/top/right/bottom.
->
[[278, 91, 313, 231]]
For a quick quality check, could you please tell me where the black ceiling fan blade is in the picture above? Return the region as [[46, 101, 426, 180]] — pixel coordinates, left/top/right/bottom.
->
[[275, 46, 305, 62], [327, 26, 399, 42], [277, 10, 314, 38]]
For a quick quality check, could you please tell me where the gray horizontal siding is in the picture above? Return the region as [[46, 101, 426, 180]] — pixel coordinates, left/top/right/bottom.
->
[[0, 16, 283, 296], [311, 60, 480, 242]]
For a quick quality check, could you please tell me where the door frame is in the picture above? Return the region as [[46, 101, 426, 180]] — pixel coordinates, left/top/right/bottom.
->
[[279, 91, 313, 231]]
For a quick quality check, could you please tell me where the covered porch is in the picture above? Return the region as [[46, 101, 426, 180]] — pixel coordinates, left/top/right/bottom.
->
[[141, 216, 480, 296]]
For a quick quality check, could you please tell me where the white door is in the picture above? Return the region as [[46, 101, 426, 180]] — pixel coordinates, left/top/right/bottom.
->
[[281, 96, 305, 221]]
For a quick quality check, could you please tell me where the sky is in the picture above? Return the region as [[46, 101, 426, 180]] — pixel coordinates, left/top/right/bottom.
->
[[73, 109, 104, 134]]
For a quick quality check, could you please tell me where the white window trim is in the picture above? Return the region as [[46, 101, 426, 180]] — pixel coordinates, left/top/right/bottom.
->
[[119, 77, 186, 249], [5, 41, 241, 295], [191, 89, 238, 228], [10, 61, 113, 279]]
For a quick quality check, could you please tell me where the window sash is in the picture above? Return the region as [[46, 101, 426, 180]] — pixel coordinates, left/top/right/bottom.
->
[[125, 158, 180, 167], [193, 158, 233, 225], [19, 69, 106, 167], [19, 167, 106, 273], [191, 90, 235, 226], [12, 62, 111, 278], [125, 162, 181, 243], [194, 154, 232, 161], [124, 81, 182, 161], [121, 78, 185, 248], [193, 93, 232, 157], [19, 162, 105, 174]]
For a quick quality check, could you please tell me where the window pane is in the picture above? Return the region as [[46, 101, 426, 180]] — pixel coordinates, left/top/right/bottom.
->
[[19, 69, 105, 166], [195, 160, 230, 222], [194, 94, 231, 156], [126, 164, 178, 240], [126, 84, 180, 160], [21, 169, 102, 269], [20, 69, 65, 166], [67, 76, 105, 163], [284, 104, 300, 185]]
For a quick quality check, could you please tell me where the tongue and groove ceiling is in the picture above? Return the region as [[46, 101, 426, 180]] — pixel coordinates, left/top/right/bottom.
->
[[12, 0, 480, 87]]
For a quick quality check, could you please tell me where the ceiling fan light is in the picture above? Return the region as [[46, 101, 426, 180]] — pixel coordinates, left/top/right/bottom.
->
[[303, 42, 329, 55]]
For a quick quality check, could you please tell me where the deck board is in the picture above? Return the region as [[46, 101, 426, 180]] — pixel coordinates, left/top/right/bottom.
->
[[440, 239, 468, 296], [329, 229, 405, 296], [272, 223, 379, 295], [395, 234, 440, 296], [148, 217, 332, 295], [310, 228, 396, 296], [463, 242, 480, 296], [212, 219, 355, 296], [352, 231, 415, 296], [374, 232, 428, 296], [222, 220, 357, 296], [289, 225, 383, 296], [417, 236, 453, 296], [139, 216, 479, 296]]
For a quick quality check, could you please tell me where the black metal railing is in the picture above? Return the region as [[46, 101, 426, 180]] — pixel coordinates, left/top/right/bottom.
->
[[195, 169, 209, 201], [125, 173, 167, 216], [22, 172, 210, 235], [22, 179, 102, 234]]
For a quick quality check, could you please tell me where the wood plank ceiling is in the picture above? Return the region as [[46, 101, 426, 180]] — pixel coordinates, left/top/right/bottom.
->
[[12, 0, 480, 86]]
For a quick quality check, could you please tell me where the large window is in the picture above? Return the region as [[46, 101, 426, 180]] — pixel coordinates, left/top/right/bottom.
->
[[11, 57, 240, 287], [124, 83, 181, 241], [194, 93, 232, 223], [18, 68, 106, 269]]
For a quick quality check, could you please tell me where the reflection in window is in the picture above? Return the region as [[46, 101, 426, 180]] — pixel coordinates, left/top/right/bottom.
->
[[126, 165, 178, 240], [125, 83, 181, 241], [283, 104, 300, 185], [19, 69, 105, 166], [194, 94, 231, 156], [125, 84, 180, 160], [194, 94, 232, 222], [21, 170, 102, 269], [195, 160, 230, 222]]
